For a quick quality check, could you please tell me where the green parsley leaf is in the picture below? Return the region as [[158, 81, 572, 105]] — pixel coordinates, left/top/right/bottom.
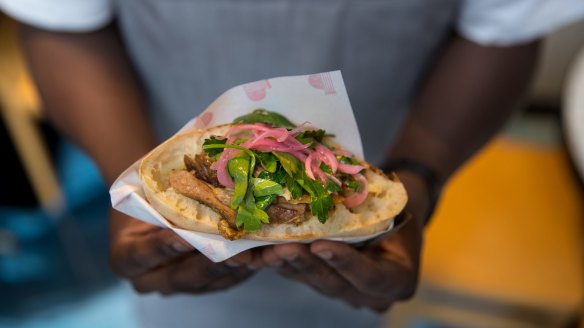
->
[[251, 178, 283, 197], [286, 175, 303, 199], [345, 179, 360, 191], [257, 165, 287, 184], [273, 151, 301, 177], [320, 163, 333, 174], [295, 129, 326, 145], [202, 136, 227, 156], [255, 194, 277, 210], [256, 152, 278, 173], [233, 109, 295, 129], [252, 207, 270, 224], [235, 185, 271, 231], [311, 194, 334, 224], [227, 155, 250, 209], [338, 155, 360, 165], [236, 207, 263, 231], [326, 180, 341, 193], [295, 170, 334, 223]]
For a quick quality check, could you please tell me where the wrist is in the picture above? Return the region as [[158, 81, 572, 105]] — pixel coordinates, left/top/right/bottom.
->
[[383, 159, 443, 225], [395, 171, 431, 226]]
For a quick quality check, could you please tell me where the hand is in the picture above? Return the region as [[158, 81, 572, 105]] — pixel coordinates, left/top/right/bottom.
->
[[261, 219, 422, 312], [108, 210, 261, 295], [261, 171, 429, 312]]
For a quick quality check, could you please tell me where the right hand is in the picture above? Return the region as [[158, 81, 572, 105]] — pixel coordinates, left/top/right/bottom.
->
[[108, 210, 261, 295]]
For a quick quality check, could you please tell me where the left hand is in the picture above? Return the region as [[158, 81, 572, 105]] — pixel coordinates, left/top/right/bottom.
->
[[260, 170, 428, 312]]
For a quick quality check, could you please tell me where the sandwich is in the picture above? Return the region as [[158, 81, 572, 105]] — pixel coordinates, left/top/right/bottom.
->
[[139, 110, 407, 241]]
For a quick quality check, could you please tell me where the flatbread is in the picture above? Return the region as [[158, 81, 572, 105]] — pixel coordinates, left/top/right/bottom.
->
[[139, 125, 407, 241]]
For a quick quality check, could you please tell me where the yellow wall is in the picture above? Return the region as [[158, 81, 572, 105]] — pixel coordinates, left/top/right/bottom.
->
[[422, 137, 583, 312]]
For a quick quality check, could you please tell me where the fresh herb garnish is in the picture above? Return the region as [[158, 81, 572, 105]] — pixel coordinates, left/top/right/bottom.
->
[[258, 166, 287, 184], [202, 136, 227, 156], [255, 194, 278, 210], [345, 179, 360, 191], [236, 190, 270, 231], [202, 111, 357, 231], [234, 109, 296, 129], [295, 129, 326, 145], [326, 180, 341, 193], [273, 151, 301, 177], [320, 163, 333, 174], [338, 155, 360, 165], [295, 170, 334, 223], [227, 154, 250, 209], [256, 152, 278, 173], [286, 175, 303, 199], [251, 178, 283, 198]]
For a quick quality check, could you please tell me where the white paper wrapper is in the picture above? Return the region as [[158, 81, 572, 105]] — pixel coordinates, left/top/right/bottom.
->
[[110, 71, 394, 262]]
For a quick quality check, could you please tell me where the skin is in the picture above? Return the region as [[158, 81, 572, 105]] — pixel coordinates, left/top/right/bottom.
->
[[261, 36, 541, 311], [20, 23, 539, 312]]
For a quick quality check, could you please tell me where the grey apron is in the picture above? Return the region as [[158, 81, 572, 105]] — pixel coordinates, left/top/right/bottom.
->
[[114, 1, 459, 327]]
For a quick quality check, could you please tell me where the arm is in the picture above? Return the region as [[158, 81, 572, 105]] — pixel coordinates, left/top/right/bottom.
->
[[20, 23, 259, 293], [390, 34, 540, 223], [262, 34, 540, 311]]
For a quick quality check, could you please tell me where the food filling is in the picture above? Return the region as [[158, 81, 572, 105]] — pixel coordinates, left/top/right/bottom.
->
[[170, 109, 368, 239]]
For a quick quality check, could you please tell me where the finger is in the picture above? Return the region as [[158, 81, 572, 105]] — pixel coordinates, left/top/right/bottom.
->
[[310, 240, 396, 297], [261, 246, 284, 268], [225, 249, 264, 270], [273, 244, 353, 299], [248, 248, 266, 270], [276, 262, 388, 311], [276, 262, 394, 313], [132, 254, 250, 294], [111, 228, 194, 278]]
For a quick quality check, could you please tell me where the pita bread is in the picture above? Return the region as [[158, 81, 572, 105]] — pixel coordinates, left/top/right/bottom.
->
[[139, 125, 407, 241]]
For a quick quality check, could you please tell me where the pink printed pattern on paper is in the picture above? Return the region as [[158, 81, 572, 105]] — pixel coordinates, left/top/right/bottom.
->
[[193, 112, 214, 130], [308, 73, 336, 95], [243, 80, 271, 101]]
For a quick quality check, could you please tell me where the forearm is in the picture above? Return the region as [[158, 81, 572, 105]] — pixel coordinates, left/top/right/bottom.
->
[[20, 23, 155, 185], [389, 34, 540, 222]]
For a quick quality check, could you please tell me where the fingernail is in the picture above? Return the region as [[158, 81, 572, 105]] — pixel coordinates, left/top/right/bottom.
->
[[315, 251, 333, 260], [172, 242, 191, 253], [225, 259, 242, 267]]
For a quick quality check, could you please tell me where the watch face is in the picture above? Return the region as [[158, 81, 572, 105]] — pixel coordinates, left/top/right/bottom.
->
[[564, 47, 584, 181]]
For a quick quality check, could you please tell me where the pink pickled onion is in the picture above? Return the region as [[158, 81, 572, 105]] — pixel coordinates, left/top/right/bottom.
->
[[289, 122, 317, 135], [289, 150, 307, 162], [343, 173, 368, 208], [212, 148, 239, 188], [325, 173, 342, 186], [338, 163, 365, 175], [315, 143, 338, 173], [243, 138, 309, 152], [305, 153, 317, 180], [255, 127, 289, 142], [211, 123, 365, 191], [226, 124, 271, 138], [315, 169, 328, 185]]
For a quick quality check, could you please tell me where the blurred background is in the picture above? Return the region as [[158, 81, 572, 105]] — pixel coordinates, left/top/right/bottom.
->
[[0, 12, 582, 328]]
